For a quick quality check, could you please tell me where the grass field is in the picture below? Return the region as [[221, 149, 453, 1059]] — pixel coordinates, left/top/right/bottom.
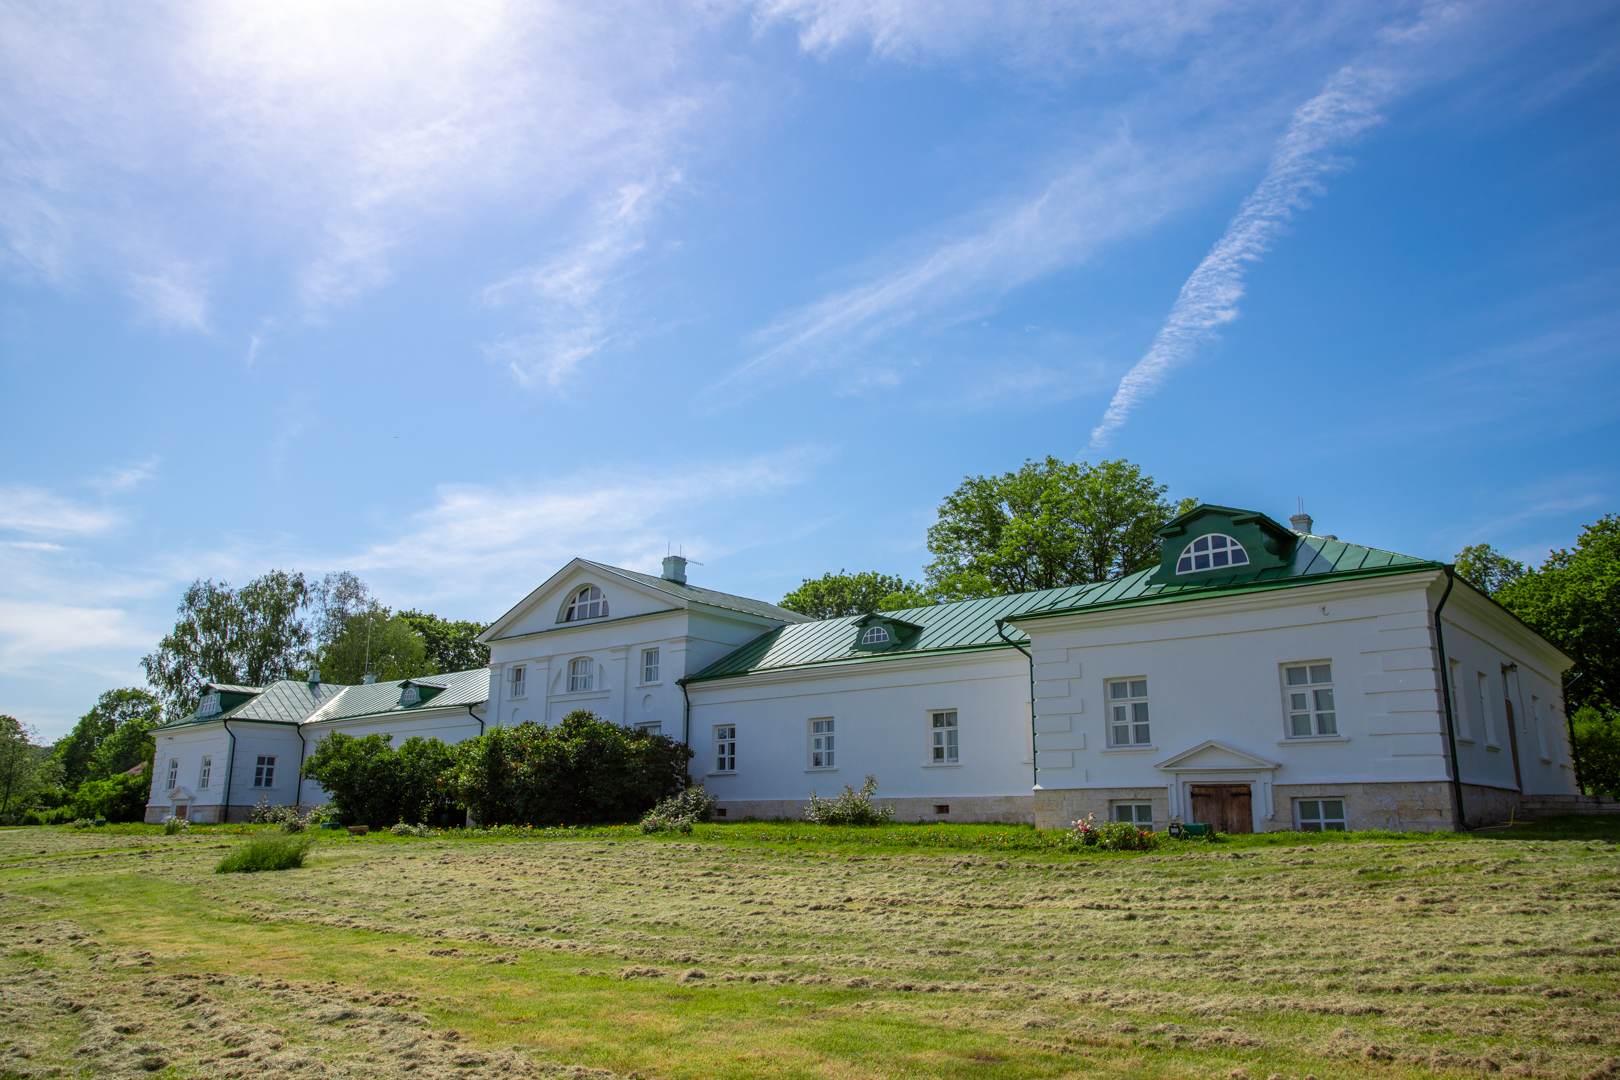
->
[[1, 819, 1617, 1080]]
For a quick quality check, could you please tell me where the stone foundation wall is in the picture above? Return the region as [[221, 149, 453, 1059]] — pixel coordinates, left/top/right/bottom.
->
[[1458, 784, 1524, 828], [713, 794, 1034, 824], [1032, 788, 1168, 831], [1519, 794, 1620, 819], [1270, 782, 1456, 833], [143, 803, 266, 824]]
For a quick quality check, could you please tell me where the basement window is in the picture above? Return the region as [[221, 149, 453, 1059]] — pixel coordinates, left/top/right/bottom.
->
[[1296, 799, 1346, 832], [1112, 803, 1155, 830]]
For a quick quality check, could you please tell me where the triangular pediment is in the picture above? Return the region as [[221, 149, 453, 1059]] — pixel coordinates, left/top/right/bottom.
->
[[1154, 739, 1279, 772], [167, 786, 196, 801], [481, 559, 686, 641]]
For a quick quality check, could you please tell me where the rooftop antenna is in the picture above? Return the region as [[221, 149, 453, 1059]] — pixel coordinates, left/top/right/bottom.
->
[[363, 601, 374, 682]]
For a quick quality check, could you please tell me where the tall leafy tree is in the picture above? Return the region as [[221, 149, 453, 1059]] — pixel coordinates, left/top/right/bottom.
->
[[780, 571, 929, 619], [315, 607, 433, 685], [0, 716, 59, 817], [398, 610, 492, 673], [141, 570, 312, 718], [923, 457, 1194, 599], [1454, 543, 1527, 596], [52, 688, 161, 790]]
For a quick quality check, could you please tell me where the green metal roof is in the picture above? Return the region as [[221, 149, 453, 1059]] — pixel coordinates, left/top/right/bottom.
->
[[155, 679, 346, 730], [578, 560, 813, 625], [306, 667, 490, 723], [687, 533, 1437, 684]]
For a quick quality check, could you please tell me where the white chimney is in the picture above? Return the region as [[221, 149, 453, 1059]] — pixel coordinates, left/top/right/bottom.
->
[[662, 555, 688, 585], [308, 668, 321, 684], [1290, 512, 1314, 535]]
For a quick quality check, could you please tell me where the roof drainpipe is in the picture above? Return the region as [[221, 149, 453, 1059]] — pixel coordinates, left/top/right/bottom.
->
[[468, 704, 484, 736], [995, 618, 1038, 791], [1433, 566, 1469, 831], [294, 722, 307, 809], [678, 677, 692, 749], [220, 717, 237, 827]]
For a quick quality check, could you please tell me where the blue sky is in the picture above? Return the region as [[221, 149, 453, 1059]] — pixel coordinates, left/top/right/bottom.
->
[[3, 0, 1617, 738]]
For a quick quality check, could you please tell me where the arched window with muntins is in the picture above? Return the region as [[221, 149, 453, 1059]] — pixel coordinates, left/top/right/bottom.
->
[[861, 626, 890, 645], [564, 585, 608, 622], [568, 657, 594, 692], [1176, 533, 1250, 574]]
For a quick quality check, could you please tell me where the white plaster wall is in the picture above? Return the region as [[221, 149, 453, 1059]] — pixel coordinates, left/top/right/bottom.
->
[[686, 650, 1033, 812], [1013, 573, 1577, 830]]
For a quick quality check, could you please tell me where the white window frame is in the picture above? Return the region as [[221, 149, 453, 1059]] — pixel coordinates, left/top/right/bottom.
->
[[713, 725, 736, 774], [1295, 798, 1347, 832], [198, 756, 211, 789], [1111, 802, 1154, 830], [861, 626, 890, 645], [563, 585, 609, 623], [568, 657, 594, 693], [253, 755, 276, 789], [928, 710, 959, 765], [401, 685, 420, 705], [166, 758, 179, 790], [1281, 662, 1338, 738], [635, 721, 663, 737], [1448, 658, 1471, 741], [1106, 679, 1152, 747], [510, 665, 527, 698], [1478, 672, 1498, 747], [642, 648, 660, 684], [808, 718, 835, 770], [198, 692, 220, 716], [1175, 533, 1251, 574]]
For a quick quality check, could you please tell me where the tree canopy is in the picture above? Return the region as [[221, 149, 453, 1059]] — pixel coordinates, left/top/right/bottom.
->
[[399, 610, 491, 674], [314, 607, 434, 685], [923, 457, 1195, 600], [1454, 543, 1527, 597], [141, 571, 312, 719], [52, 688, 161, 790], [780, 571, 930, 619], [0, 716, 59, 817]]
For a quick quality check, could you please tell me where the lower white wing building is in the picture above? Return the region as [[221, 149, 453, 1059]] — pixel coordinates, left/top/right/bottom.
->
[[147, 504, 1578, 832]]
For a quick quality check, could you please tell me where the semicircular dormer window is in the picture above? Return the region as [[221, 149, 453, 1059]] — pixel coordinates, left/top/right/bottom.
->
[[564, 585, 609, 622], [401, 685, 420, 706], [861, 626, 891, 645], [198, 692, 221, 716], [1176, 533, 1250, 574]]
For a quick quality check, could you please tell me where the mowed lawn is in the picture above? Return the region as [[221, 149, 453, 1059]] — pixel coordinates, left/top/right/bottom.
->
[[1, 820, 1618, 1080]]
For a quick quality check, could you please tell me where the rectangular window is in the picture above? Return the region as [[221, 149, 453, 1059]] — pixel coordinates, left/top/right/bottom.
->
[[166, 759, 179, 789], [1478, 672, 1497, 745], [1448, 659, 1470, 739], [930, 710, 959, 763], [809, 718, 835, 769], [1107, 679, 1151, 746], [1112, 803, 1154, 830], [714, 725, 736, 773], [510, 666, 526, 697], [198, 756, 211, 789], [1283, 663, 1337, 737], [642, 648, 660, 683], [1296, 798, 1347, 831], [636, 721, 662, 737], [253, 755, 276, 788], [568, 658, 593, 692]]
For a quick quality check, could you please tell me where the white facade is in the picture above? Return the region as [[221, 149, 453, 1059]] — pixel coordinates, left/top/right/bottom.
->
[[146, 510, 1580, 832]]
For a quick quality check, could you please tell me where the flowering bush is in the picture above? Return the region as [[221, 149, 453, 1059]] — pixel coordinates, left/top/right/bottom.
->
[[639, 812, 694, 835], [1068, 813, 1160, 852], [248, 796, 329, 833], [69, 818, 94, 829], [804, 775, 895, 826], [161, 816, 190, 835], [389, 822, 429, 837], [640, 786, 716, 834]]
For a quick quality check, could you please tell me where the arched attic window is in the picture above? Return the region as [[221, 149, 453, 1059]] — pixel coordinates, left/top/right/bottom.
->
[[861, 626, 890, 645], [1176, 533, 1250, 574], [564, 585, 608, 622]]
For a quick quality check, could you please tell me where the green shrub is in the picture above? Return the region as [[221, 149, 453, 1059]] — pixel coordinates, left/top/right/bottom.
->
[[161, 816, 189, 835], [70, 772, 149, 822], [301, 733, 458, 826], [1573, 705, 1620, 797], [804, 775, 895, 826], [641, 785, 716, 833], [454, 711, 693, 827], [215, 834, 313, 874]]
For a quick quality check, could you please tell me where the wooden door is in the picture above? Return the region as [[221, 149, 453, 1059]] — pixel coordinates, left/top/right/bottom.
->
[[175, 804, 187, 820], [1189, 784, 1253, 834]]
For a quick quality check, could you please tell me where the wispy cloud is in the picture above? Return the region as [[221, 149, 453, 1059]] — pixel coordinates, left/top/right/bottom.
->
[[355, 448, 823, 586], [0, 1, 731, 330], [89, 458, 161, 496], [1087, 7, 1458, 448], [0, 485, 122, 537], [483, 170, 683, 387]]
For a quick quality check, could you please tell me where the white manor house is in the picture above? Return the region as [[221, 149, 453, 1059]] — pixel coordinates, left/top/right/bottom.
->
[[147, 504, 1578, 833]]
